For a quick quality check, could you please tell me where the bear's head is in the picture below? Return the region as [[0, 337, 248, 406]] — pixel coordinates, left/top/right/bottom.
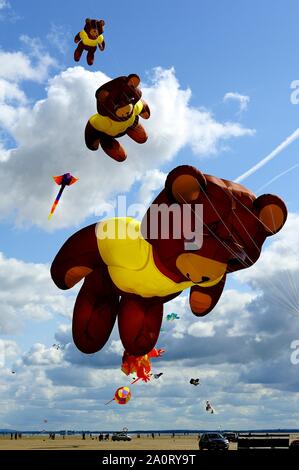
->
[[141, 165, 287, 287], [95, 74, 142, 122], [84, 18, 105, 39]]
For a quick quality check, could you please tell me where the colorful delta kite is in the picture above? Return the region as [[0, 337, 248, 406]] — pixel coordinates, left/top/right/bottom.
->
[[85, 74, 150, 162], [121, 348, 165, 384], [105, 386, 131, 405], [48, 173, 78, 220], [51, 165, 287, 358], [74, 18, 105, 66], [166, 312, 180, 321], [190, 378, 200, 386]]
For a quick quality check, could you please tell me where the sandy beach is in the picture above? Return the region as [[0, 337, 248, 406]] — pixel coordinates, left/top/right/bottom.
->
[[0, 433, 297, 451], [0, 434, 232, 451]]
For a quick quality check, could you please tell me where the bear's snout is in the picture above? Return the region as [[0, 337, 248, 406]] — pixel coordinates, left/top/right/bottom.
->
[[176, 253, 226, 286]]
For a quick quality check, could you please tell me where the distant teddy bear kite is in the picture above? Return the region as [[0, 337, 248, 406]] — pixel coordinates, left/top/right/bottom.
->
[[74, 18, 105, 66], [85, 74, 150, 162]]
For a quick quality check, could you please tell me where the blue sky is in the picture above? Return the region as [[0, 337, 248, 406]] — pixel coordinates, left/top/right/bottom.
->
[[1, 0, 299, 431]]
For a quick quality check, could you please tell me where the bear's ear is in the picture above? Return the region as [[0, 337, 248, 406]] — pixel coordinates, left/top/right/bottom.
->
[[165, 165, 207, 204], [85, 18, 91, 24], [254, 194, 287, 235], [95, 88, 109, 101], [127, 74, 140, 88], [98, 20, 105, 27]]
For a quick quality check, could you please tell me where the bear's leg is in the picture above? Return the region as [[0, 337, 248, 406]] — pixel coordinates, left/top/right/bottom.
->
[[189, 275, 226, 317], [118, 298, 163, 356], [85, 124, 127, 162], [86, 47, 96, 66], [85, 122, 102, 151], [73, 268, 119, 354], [99, 135, 127, 162], [74, 42, 84, 62], [126, 122, 148, 144]]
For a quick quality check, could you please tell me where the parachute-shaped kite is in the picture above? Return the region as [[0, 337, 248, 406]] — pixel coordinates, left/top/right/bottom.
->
[[205, 401, 215, 414], [190, 378, 200, 386], [121, 348, 165, 383], [106, 386, 131, 405], [166, 313, 180, 321]]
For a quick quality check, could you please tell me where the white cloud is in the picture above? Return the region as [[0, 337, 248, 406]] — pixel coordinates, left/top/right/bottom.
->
[[46, 23, 72, 54], [22, 343, 63, 366], [0, 78, 26, 103], [0, 339, 19, 368], [223, 91, 250, 113], [0, 61, 254, 230], [187, 320, 215, 337], [0, 252, 74, 334], [0, 43, 56, 84], [107, 340, 123, 356], [138, 169, 166, 206], [236, 213, 299, 316], [0, 0, 10, 10]]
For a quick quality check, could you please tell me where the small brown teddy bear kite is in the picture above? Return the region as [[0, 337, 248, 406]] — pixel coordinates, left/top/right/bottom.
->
[[85, 74, 150, 162], [74, 18, 105, 66]]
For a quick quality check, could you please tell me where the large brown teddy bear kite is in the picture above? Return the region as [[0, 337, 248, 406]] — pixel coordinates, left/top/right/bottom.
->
[[74, 18, 105, 66], [51, 165, 287, 357], [85, 74, 150, 162]]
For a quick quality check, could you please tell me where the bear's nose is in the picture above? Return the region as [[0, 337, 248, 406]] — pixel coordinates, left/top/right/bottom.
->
[[186, 273, 210, 283]]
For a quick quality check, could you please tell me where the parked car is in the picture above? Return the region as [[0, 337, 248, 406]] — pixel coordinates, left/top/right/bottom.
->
[[111, 432, 132, 441], [199, 433, 229, 450], [290, 439, 299, 450]]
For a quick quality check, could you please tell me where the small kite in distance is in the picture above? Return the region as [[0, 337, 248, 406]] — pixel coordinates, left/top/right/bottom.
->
[[153, 373, 163, 379], [48, 173, 78, 220], [190, 378, 200, 386], [206, 400, 215, 414], [166, 313, 180, 321], [105, 386, 131, 405]]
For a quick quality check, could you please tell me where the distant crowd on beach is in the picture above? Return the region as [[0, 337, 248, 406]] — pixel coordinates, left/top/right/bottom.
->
[[10, 433, 22, 439], [1, 430, 195, 440]]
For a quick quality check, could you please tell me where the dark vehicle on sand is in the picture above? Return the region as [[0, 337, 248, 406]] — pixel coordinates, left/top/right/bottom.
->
[[199, 433, 229, 450], [111, 432, 132, 442]]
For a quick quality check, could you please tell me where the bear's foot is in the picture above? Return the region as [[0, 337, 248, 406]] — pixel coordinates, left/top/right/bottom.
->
[[127, 123, 148, 144], [100, 139, 127, 162], [87, 53, 94, 66], [74, 49, 82, 62]]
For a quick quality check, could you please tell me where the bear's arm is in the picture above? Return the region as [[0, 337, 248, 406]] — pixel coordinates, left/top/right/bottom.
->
[[98, 39, 105, 51], [74, 32, 81, 43], [189, 274, 226, 317], [139, 100, 150, 119]]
